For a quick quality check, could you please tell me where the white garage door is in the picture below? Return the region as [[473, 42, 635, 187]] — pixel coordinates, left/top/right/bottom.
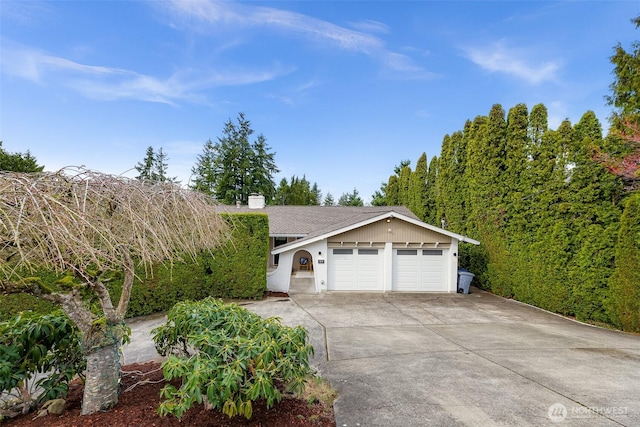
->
[[392, 249, 446, 291], [328, 248, 383, 291]]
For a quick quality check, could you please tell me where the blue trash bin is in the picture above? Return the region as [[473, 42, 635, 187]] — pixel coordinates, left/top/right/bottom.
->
[[457, 268, 475, 294]]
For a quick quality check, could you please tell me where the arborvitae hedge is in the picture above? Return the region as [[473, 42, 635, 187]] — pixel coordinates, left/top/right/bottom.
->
[[607, 193, 640, 331], [383, 102, 639, 332], [0, 213, 269, 321]]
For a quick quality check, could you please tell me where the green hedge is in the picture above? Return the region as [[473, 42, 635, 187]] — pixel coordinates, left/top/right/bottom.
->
[[0, 213, 269, 321]]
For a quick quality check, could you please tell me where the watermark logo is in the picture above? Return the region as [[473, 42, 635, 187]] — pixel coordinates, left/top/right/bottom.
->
[[548, 403, 629, 422], [548, 403, 567, 422]]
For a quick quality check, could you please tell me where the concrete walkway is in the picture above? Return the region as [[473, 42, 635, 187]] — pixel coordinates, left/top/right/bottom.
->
[[122, 289, 640, 426]]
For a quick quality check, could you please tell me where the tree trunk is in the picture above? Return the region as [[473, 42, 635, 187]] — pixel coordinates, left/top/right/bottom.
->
[[81, 342, 121, 415]]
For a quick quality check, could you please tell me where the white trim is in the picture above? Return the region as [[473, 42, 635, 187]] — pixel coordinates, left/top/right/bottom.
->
[[272, 211, 479, 255]]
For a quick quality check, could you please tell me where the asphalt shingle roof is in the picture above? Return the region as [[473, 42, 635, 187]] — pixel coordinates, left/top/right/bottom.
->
[[217, 205, 418, 236]]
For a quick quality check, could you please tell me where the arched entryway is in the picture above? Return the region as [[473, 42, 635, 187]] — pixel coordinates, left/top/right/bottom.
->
[[293, 250, 313, 273], [290, 249, 315, 293]]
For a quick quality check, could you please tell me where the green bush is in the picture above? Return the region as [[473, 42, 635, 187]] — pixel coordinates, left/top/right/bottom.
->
[[152, 297, 314, 420], [607, 193, 640, 331], [0, 310, 85, 415], [0, 212, 270, 321]]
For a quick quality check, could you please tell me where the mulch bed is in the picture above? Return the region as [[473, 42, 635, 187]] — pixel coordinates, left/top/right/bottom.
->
[[5, 361, 335, 427]]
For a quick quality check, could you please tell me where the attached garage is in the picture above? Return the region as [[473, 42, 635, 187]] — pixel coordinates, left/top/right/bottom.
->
[[328, 247, 384, 291], [263, 205, 480, 293], [392, 248, 446, 291]]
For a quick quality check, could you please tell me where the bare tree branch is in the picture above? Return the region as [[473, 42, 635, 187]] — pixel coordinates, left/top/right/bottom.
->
[[0, 167, 230, 330]]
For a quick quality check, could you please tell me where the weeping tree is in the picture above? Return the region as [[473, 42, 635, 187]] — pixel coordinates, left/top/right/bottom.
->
[[0, 168, 230, 415]]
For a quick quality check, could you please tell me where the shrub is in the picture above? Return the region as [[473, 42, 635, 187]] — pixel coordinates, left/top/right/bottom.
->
[[0, 212, 270, 321], [0, 310, 85, 417], [607, 192, 640, 332], [152, 297, 314, 419]]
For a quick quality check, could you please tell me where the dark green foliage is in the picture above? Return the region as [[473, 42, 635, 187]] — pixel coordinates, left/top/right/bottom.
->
[[338, 188, 364, 206], [384, 96, 639, 330], [191, 113, 279, 204], [0, 293, 59, 321], [409, 153, 428, 220], [0, 142, 44, 172], [112, 213, 268, 316], [0, 213, 269, 320], [152, 297, 313, 419], [206, 213, 269, 299], [273, 175, 321, 205], [606, 16, 640, 127], [134, 146, 177, 182], [608, 193, 640, 331], [323, 192, 336, 206], [0, 310, 85, 411]]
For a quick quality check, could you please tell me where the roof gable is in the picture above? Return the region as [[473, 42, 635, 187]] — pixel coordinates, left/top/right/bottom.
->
[[215, 204, 479, 252], [272, 210, 480, 254]]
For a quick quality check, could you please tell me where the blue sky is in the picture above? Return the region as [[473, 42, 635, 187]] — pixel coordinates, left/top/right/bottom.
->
[[1, 1, 638, 203]]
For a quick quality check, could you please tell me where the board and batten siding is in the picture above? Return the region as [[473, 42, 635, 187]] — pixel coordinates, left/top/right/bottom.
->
[[327, 218, 452, 245]]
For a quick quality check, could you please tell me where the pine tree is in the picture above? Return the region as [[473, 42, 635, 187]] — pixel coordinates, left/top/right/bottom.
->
[[154, 147, 177, 183], [338, 188, 364, 206], [371, 183, 387, 206], [323, 193, 335, 206], [191, 140, 219, 196], [250, 134, 279, 202], [191, 113, 279, 204], [135, 146, 176, 183], [274, 178, 290, 205], [311, 182, 322, 205], [600, 16, 640, 189], [135, 146, 156, 181], [272, 175, 321, 205], [0, 142, 44, 172]]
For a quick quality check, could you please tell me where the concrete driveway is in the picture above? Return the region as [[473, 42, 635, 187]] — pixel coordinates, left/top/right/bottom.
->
[[124, 289, 640, 426]]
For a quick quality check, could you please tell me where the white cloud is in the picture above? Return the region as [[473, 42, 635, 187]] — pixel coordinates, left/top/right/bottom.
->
[[463, 41, 560, 84], [1, 41, 292, 104], [164, 0, 429, 79], [348, 19, 390, 34]]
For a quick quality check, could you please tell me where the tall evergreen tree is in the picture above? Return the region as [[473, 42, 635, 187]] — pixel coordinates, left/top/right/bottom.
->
[[371, 183, 387, 206], [338, 188, 364, 206], [135, 146, 176, 183], [191, 113, 279, 204], [135, 146, 156, 181], [606, 16, 640, 128], [311, 182, 322, 205], [409, 153, 428, 220], [568, 111, 622, 323], [250, 134, 279, 202], [503, 104, 530, 238], [424, 155, 438, 225], [154, 147, 177, 183], [323, 192, 335, 206], [397, 165, 412, 207], [0, 142, 44, 172], [600, 16, 640, 189], [274, 178, 290, 205], [608, 192, 640, 331], [273, 175, 320, 205], [191, 140, 219, 195], [386, 175, 399, 205]]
